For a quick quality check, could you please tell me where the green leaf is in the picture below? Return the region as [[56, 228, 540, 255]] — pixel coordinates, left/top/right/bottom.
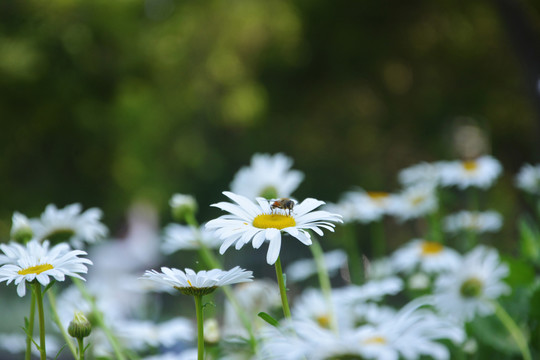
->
[[501, 255, 535, 288], [43, 280, 57, 294], [257, 312, 279, 327], [54, 344, 67, 360], [470, 315, 521, 355]]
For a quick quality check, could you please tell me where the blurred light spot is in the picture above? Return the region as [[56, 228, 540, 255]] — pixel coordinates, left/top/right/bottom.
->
[[0, 37, 41, 79], [452, 118, 488, 159], [62, 24, 93, 55], [221, 83, 266, 126], [382, 62, 413, 95]]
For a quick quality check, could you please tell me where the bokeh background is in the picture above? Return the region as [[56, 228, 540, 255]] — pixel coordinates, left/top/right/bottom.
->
[[1, 0, 540, 244]]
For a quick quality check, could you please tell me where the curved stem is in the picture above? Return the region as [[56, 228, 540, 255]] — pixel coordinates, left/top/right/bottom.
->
[[33, 283, 46, 360], [77, 337, 85, 360], [274, 256, 292, 319], [47, 290, 78, 358], [25, 289, 36, 360], [310, 239, 338, 334], [73, 278, 127, 360], [194, 295, 204, 360], [493, 301, 531, 360]]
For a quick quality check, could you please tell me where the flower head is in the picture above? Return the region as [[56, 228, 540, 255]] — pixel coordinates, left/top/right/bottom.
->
[[169, 193, 198, 222], [0, 240, 92, 297], [141, 266, 253, 296], [387, 184, 438, 222], [10, 212, 33, 243], [432, 245, 510, 322], [206, 192, 342, 265], [515, 163, 540, 194], [31, 203, 108, 248], [443, 210, 503, 234], [391, 239, 461, 274], [161, 223, 222, 254], [327, 189, 391, 224], [230, 153, 304, 200], [438, 156, 502, 190]]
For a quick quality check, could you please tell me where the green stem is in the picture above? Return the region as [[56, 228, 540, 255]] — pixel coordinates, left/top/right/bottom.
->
[[342, 224, 363, 285], [77, 337, 85, 360], [274, 256, 292, 319], [310, 239, 338, 334], [25, 289, 36, 360], [47, 291, 78, 359], [194, 295, 205, 360], [370, 221, 385, 258], [73, 278, 128, 360], [33, 283, 46, 360], [427, 209, 443, 244], [493, 301, 531, 360]]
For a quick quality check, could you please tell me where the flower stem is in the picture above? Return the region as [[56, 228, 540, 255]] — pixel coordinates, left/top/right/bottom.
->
[[274, 256, 292, 318], [310, 239, 338, 333], [493, 301, 531, 360], [25, 289, 36, 360], [194, 294, 205, 360], [47, 290, 78, 358], [33, 282, 46, 360], [72, 278, 128, 360], [77, 337, 85, 360], [370, 221, 386, 258], [342, 224, 363, 284]]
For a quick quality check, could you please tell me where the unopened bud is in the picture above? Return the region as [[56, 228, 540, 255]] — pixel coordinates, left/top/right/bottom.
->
[[68, 311, 92, 339], [170, 194, 198, 223], [11, 212, 33, 244]]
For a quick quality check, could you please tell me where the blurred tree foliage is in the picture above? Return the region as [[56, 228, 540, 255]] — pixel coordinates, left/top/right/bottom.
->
[[0, 0, 539, 235]]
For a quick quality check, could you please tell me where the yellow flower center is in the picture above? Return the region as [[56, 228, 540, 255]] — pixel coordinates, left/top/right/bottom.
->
[[463, 160, 478, 171], [18, 264, 54, 276], [316, 314, 331, 328], [363, 336, 387, 345], [252, 214, 296, 229], [367, 192, 389, 200], [421, 241, 444, 255]]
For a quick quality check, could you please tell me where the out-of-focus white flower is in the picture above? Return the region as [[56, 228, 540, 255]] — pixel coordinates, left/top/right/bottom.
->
[[398, 161, 442, 187], [515, 164, 540, 194], [335, 277, 404, 306], [392, 239, 461, 274], [141, 266, 253, 296], [116, 318, 194, 352], [438, 156, 502, 190], [0, 240, 92, 297], [365, 257, 397, 280], [328, 190, 391, 224], [443, 210, 503, 234], [285, 249, 347, 282], [293, 289, 337, 330], [408, 272, 431, 290], [30, 203, 108, 249], [0, 333, 61, 356], [142, 349, 197, 360], [10, 212, 33, 243], [206, 192, 341, 265], [387, 184, 438, 222], [169, 193, 198, 221], [161, 223, 222, 254], [230, 153, 304, 200], [431, 246, 510, 322], [223, 279, 281, 337]]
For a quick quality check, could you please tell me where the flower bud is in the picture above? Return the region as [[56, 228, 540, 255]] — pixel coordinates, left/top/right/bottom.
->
[[204, 318, 220, 344], [11, 212, 33, 244], [170, 194, 198, 223], [68, 311, 92, 339]]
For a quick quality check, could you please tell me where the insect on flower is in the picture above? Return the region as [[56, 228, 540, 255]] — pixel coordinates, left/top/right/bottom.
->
[[270, 198, 295, 215]]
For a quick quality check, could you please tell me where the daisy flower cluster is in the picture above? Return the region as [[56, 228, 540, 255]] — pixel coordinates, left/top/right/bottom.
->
[[0, 152, 538, 360]]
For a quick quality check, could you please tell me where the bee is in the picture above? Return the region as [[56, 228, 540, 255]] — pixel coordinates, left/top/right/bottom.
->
[[270, 198, 295, 215]]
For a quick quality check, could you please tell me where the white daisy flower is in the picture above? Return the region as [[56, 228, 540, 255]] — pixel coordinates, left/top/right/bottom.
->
[[285, 249, 347, 282], [230, 153, 304, 199], [293, 289, 337, 330], [387, 184, 438, 222], [515, 163, 540, 194], [398, 161, 442, 187], [431, 245, 510, 322], [31, 203, 108, 248], [335, 277, 404, 305], [443, 210, 503, 234], [115, 318, 194, 352], [161, 223, 222, 254], [0, 240, 92, 297], [169, 193, 198, 221], [391, 239, 461, 274], [0, 333, 61, 356], [205, 192, 342, 265], [141, 266, 253, 296], [10, 212, 33, 243], [328, 189, 391, 224], [438, 155, 502, 189]]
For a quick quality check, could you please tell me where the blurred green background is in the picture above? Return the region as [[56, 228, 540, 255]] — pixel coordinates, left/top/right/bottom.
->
[[1, 0, 539, 238]]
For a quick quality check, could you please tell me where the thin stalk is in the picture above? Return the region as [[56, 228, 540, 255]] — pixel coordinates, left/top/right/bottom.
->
[[342, 224, 363, 285], [370, 221, 386, 259], [310, 239, 338, 334], [33, 283, 46, 360], [493, 301, 531, 360], [72, 278, 127, 360], [274, 256, 292, 318], [47, 291, 78, 358], [194, 294, 205, 360], [427, 210, 443, 244], [25, 289, 36, 360], [77, 337, 85, 360]]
